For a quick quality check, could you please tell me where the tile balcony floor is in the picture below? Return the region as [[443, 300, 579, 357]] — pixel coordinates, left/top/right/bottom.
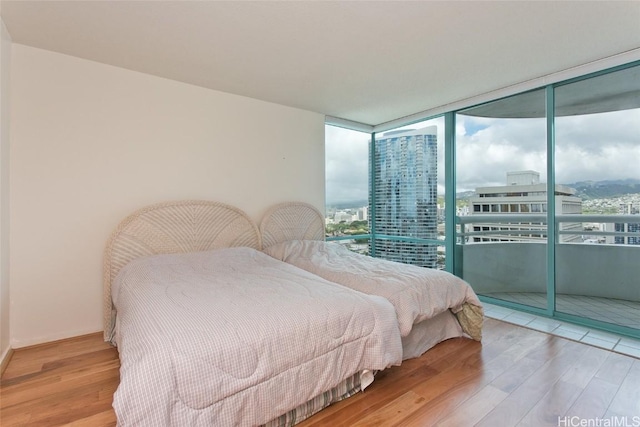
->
[[484, 292, 640, 329], [482, 299, 640, 359]]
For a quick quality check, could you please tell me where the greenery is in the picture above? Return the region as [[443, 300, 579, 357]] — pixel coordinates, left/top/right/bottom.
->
[[326, 220, 369, 243]]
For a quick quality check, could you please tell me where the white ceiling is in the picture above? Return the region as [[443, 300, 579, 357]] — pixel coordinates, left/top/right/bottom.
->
[[2, 1, 639, 126]]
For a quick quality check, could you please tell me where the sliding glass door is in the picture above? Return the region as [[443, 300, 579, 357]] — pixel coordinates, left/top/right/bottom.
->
[[455, 89, 548, 310], [554, 65, 640, 332]]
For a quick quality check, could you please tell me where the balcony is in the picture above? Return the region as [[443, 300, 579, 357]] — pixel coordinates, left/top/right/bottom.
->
[[456, 214, 640, 335]]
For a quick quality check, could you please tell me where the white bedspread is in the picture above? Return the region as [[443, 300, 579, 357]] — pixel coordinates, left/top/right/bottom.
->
[[263, 240, 483, 340], [112, 247, 402, 426]]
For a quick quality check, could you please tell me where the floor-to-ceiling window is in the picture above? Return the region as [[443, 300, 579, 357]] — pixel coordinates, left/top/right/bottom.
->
[[455, 89, 548, 310], [325, 124, 371, 253], [554, 65, 640, 333], [325, 60, 640, 338]]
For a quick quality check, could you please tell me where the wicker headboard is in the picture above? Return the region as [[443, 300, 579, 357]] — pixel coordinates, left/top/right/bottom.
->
[[103, 200, 261, 342], [260, 202, 325, 248]]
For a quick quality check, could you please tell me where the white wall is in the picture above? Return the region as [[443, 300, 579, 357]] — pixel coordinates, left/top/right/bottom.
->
[[10, 44, 325, 347], [0, 17, 11, 359]]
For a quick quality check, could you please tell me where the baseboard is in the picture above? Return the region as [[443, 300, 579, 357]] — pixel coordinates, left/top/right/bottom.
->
[[0, 346, 14, 376], [11, 327, 103, 349]]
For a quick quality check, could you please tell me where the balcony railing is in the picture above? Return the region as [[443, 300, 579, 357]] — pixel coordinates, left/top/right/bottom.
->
[[325, 214, 639, 333], [456, 214, 640, 243], [455, 214, 640, 305]]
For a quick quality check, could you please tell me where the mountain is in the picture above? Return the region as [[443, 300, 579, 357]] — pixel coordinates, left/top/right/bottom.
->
[[456, 190, 476, 200], [330, 179, 640, 207], [326, 200, 369, 210], [564, 179, 640, 200]]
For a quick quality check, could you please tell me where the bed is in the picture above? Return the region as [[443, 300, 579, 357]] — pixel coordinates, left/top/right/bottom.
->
[[260, 202, 484, 360], [103, 200, 403, 426]]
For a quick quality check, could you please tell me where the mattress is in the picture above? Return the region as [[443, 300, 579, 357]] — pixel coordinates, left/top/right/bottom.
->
[[112, 247, 403, 426], [263, 240, 483, 343]]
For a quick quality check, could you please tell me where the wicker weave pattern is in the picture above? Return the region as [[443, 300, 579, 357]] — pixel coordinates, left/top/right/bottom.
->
[[103, 200, 261, 342], [260, 202, 325, 248]]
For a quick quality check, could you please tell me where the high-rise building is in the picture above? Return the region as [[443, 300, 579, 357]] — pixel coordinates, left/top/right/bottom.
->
[[357, 206, 368, 221], [370, 126, 438, 268], [468, 171, 582, 243], [609, 203, 640, 245]]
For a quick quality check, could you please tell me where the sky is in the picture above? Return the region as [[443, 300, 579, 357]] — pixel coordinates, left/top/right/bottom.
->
[[325, 108, 640, 206]]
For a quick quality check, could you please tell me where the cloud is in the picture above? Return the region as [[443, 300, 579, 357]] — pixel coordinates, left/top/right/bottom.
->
[[456, 115, 548, 190], [455, 108, 640, 191], [556, 109, 640, 153], [326, 107, 640, 203], [325, 126, 369, 205]]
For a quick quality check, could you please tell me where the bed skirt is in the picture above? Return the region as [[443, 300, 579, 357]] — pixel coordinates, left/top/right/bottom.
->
[[264, 371, 365, 427]]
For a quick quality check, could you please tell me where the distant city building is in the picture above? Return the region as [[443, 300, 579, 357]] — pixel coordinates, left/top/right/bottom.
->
[[608, 203, 640, 245], [468, 171, 582, 243], [370, 126, 438, 267], [334, 211, 353, 223], [457, 205, 470, 216], [357, 206, 368, 221], [619, 203, 640, 215]]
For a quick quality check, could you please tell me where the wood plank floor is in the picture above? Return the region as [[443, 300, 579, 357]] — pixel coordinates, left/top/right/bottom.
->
[[1, 319, 638, 426], [1, 333, 119, 426]]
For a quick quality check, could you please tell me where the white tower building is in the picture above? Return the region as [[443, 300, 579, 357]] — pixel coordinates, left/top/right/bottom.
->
[[468, 171, 582, 243]]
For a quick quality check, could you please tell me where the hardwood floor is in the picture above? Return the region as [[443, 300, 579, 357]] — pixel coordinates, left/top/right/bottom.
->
[[0, 333, 119, 426], [1, 319, 638, 426]]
